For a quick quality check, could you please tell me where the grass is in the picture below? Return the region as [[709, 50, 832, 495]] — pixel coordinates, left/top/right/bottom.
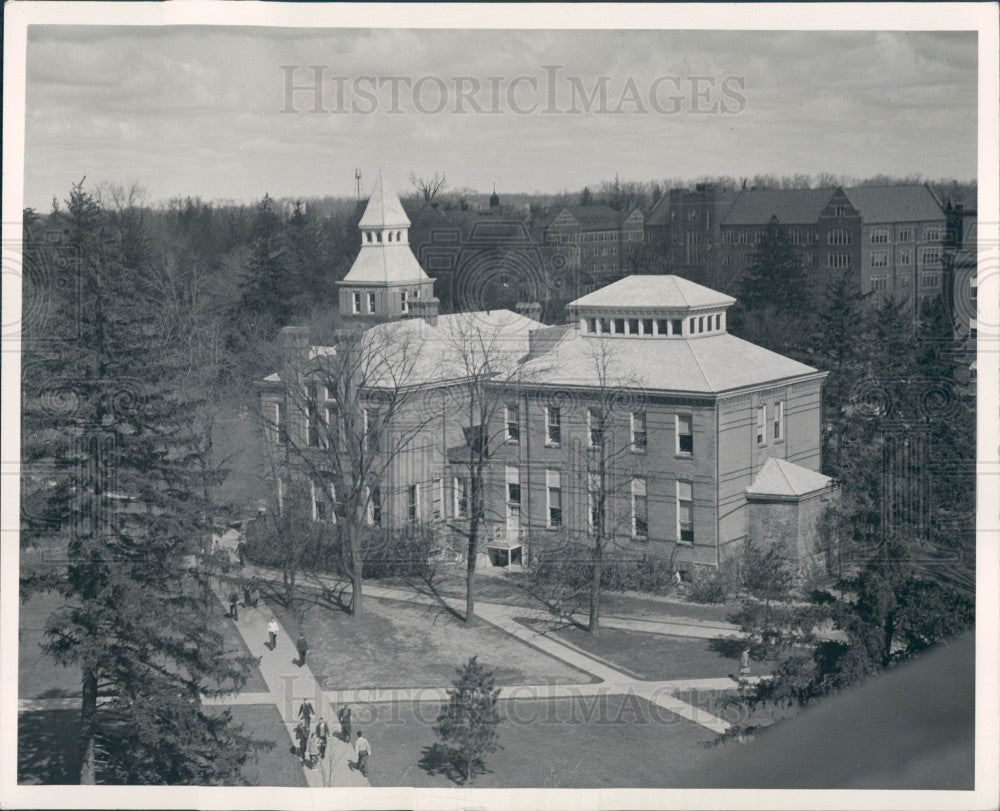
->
[[519, 618, 749, 681], [362, 694, 718, 788], [18, 705, 304, 786], [271, 593, 592, 690], [18, 589, 269, 699]]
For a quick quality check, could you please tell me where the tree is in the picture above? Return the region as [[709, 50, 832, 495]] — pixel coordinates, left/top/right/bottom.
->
[[434, 656, 502, 782], [21, 181, 265, 783], [262, 321, 434, 617], [579, 186, 594, 206], [233, 194, 290, 342], [410, 171, 448, 203], [737, 216, 811, 314], [439, 312, 541, 625]]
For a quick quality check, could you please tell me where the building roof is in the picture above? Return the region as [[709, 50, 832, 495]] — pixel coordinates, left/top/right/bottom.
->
[[721, 188, 840, 226], [746, 457, 832, 498], [568, 275, 736, 310], [844, 184, 945, 225], [358, 174, 411, 229], [519, 328, 821, 395], [340, 243, 431, 284], [543, 205, 637, 231]]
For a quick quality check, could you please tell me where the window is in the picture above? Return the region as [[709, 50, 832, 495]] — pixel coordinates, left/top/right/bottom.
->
[[921, 272, 939, 290], [400, 290, 409, 313], [871, 227, 889, 244], [545, 406, 561, 446], [505, 404, 520, 443], [587, 408, 604, 448], [586, 317, 596, 333], [546, 469, 562, 528], [367, 292, 376, 312], [828, 253, 851, 269], [599, 317, 611, 333], [367, 486, 381, 526], [774, 401, 784, 441], [628, 318, 639, 335], [715, 313, 722, 330], [689, 317, 696, 333], [672, 318, 683, 335], [631, 411, 647, 451], [676, 414, 693, 455], [312, 480, 334, 522], [277, 477, 285, 516], [453, 477, 468, 518], [407, 484, 419, 523], [677, 480, 694, 544], [352, 292, 361, 314], [432, 478, 444, 520], [506, 466, 521, 505], [788, 228, 801, 245], [921, 248, 942, 265], [363, 408, 379, 453], [871, 276, 888, 293], [739, 228, 752, 245], [642, 318, 653, 335], [274, 401, 288, 445], [833, 204, 849, 217], [756, 404, 767, 445], [828, 227, 851, 246], [899, 249, 912, 266], [688, 209, 698, 221], [632, 478, 648, 538], [614, 318, 625, 334], [871, 252, 888, 269], [924, 224, 944, 241], [897, 226, 913, 243]]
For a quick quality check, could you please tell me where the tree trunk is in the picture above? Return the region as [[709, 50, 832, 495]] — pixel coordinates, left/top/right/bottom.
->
[[79, 666, 98, 784], [348, 522, 364, 617], [465, 516, 478, 626], [588, 533, 602, 634]]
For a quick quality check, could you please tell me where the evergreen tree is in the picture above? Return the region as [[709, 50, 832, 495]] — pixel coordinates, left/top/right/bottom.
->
[[739, 216, 810, 314], [21, 181, 266, 784], [234, 194, 290, 334], [434, 656, 502, 782]]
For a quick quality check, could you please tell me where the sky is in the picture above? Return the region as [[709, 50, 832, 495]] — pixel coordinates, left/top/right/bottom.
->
[[22, 26, 978, 209]]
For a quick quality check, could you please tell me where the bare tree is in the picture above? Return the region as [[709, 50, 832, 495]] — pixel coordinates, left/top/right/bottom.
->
[[410, 171, 449, 203], [260, 321, 435, 617]]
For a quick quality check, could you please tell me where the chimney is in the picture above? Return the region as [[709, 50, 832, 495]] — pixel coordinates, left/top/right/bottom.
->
[[515, 301, 543, 322], [408, 296, 440, 326], [277, 325, 310, 384]]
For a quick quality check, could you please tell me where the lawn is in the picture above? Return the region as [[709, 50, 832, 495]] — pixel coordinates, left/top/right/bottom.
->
[[18, 705, 304, 787], [271, 594, 592, 691], [519, 618, 751, 681], [360, 694, 718, 788], [19, 589, 269, 699]]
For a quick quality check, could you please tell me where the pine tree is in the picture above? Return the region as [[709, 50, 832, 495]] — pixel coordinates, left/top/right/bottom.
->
[[21, 181, 267, 784], [739, 215, 810, 314], [234, 194, 290, 335], [435, 656, 502, 782]]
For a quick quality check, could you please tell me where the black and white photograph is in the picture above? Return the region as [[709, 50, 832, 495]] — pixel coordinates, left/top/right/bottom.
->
[[2, 3, 998, 809]]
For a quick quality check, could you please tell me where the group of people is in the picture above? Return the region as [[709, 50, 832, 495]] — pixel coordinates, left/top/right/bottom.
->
[[293, 701, 371, 777], [227, 581, 261, 622]]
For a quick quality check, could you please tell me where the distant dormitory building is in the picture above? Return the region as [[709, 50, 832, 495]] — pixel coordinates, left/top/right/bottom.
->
[[261, 178, 834, 575]]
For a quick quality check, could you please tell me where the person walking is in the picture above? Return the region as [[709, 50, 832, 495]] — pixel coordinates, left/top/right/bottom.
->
[[228, 589, 239, 622], [306, 727, 321, 769], [296, 632, 309, 667], [242, 583, 252, 607], [267, 617, 279, 650], [355, 730, 371, 778], [739, 647, 751, 677], [293, 720, 309, 762], [338, 705, 352, 742], [314, 716, 330, 760], [298, 699, 315, 732]]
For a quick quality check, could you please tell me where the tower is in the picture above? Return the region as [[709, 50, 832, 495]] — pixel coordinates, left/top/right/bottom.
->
[[489, 184, 500, 211]]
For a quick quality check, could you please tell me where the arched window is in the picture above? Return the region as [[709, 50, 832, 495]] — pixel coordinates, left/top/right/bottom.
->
[[387, 231, 393, 242], [397, 231, 402, 241], [376, 232, 382, 243], [365, 232, 373, 243]]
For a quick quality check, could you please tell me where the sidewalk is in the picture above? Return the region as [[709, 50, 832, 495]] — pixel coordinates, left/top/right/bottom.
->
[[220, 593, 370, 788]]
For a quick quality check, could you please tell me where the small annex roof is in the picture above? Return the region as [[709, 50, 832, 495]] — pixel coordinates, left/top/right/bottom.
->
[[519, 328, 821, 395], [358, 174, 411, 229], [844, 185, 945, 225], [568, 275, 736, 310], [746, 458, 832, 498]]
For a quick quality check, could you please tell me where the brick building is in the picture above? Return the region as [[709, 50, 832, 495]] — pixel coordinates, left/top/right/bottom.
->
[[540, 205, 645, 291], [261, 181, 833, 575]]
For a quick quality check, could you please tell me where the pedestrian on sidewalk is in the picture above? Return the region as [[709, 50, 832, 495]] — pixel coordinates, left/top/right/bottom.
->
[[338, 705, 352, 742], [293, 720, 309, 761], [296, 632, 309, 667], [314, 716, 330, 760], [306, 727, 321, 769], [355, 730, 371, 778], [267, 617, 279, 649], [298, 699, 315, 731], [251, 582, 261, 607], [242, 583, 252, 607], [228, 589, 239, 621]]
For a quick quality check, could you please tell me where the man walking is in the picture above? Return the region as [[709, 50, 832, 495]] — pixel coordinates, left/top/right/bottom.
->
[[296, 632, 309, 667], [293, 720, 309, 762], [314, 716, 330, 760], [355, 730, 371, 778], [338, 705, 352, 742], [267, 617, 279, 650], [298, 699, 315, 732], [228, 589, 239, 621]]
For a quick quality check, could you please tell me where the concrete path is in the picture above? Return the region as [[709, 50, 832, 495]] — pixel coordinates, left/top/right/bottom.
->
[[221, 594, 370, 788]]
